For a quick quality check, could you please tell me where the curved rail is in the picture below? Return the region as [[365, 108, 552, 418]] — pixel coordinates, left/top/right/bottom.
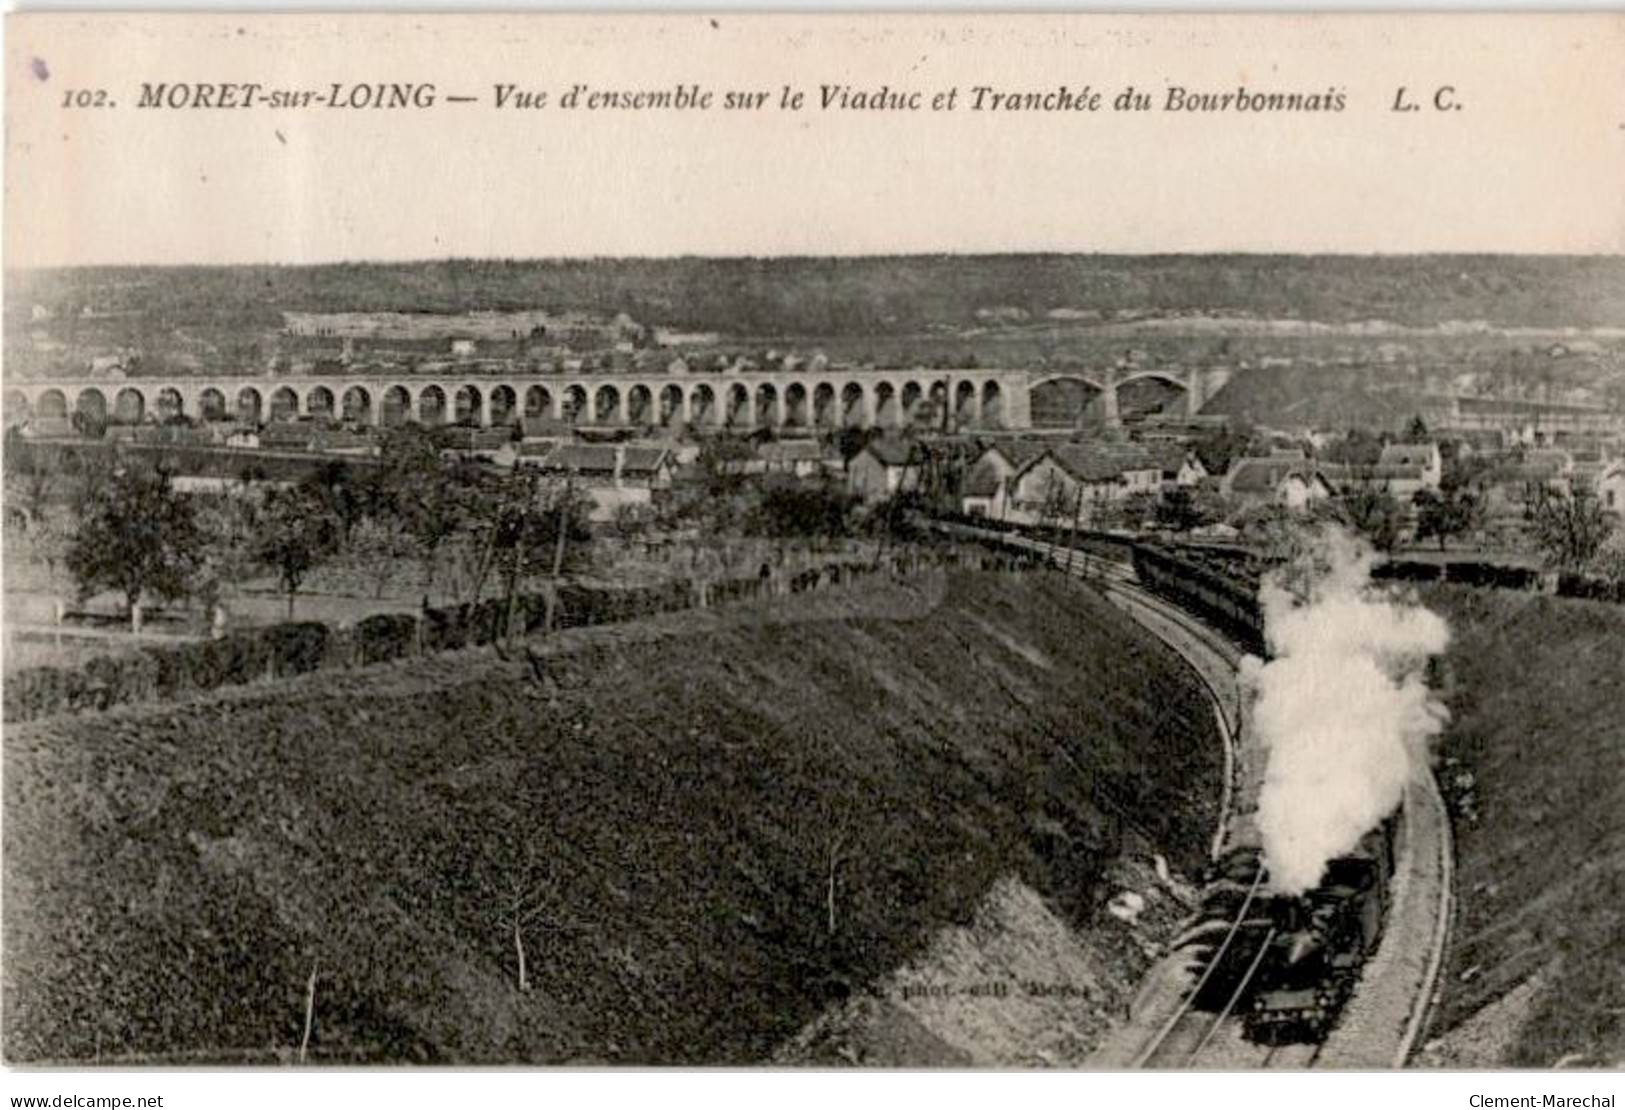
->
[[1131, 868, 1264, 1067], [1396, 773, 1456, 1065], [1190, 926, 1276, 1060]]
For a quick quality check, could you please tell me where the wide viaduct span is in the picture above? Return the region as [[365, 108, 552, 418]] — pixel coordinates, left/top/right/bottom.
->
[[4, 364, 1211, 432]]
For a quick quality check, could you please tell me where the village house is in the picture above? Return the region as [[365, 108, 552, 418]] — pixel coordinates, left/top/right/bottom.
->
[[517, 414, 575, 444], [258, 421, 320, 452], [523, 443, 675, 488], [18, 416, 77, 440], [1470, 449, 1576, 519], [758, 440, 837, 478], [720, 439, 836, 480], [1597, 460, 1625, 515], [222, 425, 261, 450], [1323, 462, 1430, 503], [1143, 445, 1208, 489], [1377, 442, 1443, 491], [846, 439, 922, 503], [519, 443, 676, 521], [958, 441, 1048, 518], [307, 426, 379, 457], [109, 422, 220, 448], [435, 425, 515, 465], [1221, 457, 1335, 512], [1005, 444, 1164, 525]]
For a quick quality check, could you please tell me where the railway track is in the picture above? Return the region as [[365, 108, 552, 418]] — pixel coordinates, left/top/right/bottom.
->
[[944, 522, 1454, 1069]]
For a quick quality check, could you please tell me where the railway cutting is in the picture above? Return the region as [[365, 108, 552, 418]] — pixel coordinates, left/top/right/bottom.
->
[[952, 524, 1455, 1070]]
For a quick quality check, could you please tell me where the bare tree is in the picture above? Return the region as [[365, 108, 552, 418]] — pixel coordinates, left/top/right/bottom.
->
[[493, 846, 573, 994], [1528, 484, 1616, 575], [825, 823, 848, 937], [298, 963, 319, 1064]]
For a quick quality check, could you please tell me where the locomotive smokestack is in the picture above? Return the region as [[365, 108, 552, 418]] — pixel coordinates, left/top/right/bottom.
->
[[1241, 527, 1450, 896]]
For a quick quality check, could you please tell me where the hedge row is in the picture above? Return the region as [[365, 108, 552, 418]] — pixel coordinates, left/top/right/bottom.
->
[[1373, 559, 1544, 591], [1556, 573, 1625, 604], [3, 623, 333, 722], [4, 547, 1025, 724]]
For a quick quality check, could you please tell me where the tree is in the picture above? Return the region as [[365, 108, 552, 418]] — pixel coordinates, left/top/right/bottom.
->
[[1528, 485, 1615, 575], [862, 489, 928, 564], [747, 479, 856, 545], [301, 459, 366, 547], [1413, 487, 1484, 551], [1321, 429, 1386, 468], [193, 486, 261, 609], [254, 486, 342, 619], [350, 514, 415, 599], [3, 433, 57, 530], [694, 436, 753, 497], [1113, 489, 1160, 532], [611, 501, 655, 543], [1588, 533, 1625, 587], [1336, 481, 1405, 553], [832, 426, 875, 464], [1035, 469, 1073, 533], [368, 426, 479, 594], [65, 462, 204, 631], [1404, 414, 1431, 442], [1153, 485, 1215, 533]]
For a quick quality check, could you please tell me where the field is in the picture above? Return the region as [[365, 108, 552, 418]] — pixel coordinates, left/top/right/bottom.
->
[[1422, 586, 1625, 1067], [2, 570, 1221, 1065]]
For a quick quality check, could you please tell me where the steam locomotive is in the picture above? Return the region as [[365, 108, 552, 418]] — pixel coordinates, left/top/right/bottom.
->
[[1169, 822, 1396, 1044]]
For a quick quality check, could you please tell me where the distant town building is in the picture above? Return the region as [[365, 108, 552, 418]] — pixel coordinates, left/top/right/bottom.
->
[[1443, 396, 1621, 445]]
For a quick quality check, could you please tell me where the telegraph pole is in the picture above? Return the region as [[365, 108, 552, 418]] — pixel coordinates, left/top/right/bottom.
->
[[543, 470, 574, 635], [1066, 487, 1085, 575]]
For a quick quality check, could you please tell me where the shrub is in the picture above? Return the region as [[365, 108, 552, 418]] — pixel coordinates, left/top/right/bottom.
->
[[1442, 561, 1541, 591], [356, 614, 419, 665], [259, 622, 332, 679], [1374, 560, 1446, 583]]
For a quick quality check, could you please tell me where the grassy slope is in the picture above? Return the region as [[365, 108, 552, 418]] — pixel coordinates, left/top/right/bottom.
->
[[1200, 364, 1442, 429], [3, 571, 1220, 1065], [1425, 586, 1625, 1066]]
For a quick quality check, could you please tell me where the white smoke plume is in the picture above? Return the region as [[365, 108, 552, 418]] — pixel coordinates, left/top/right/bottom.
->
[[1240, 526, 1451, 896]]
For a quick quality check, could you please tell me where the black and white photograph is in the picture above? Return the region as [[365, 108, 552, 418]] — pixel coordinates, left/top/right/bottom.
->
[[2, 11, 1622, 1103]]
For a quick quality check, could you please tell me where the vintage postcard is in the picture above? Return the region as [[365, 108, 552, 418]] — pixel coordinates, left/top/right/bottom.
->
[[3, 10, 1623, 1097]]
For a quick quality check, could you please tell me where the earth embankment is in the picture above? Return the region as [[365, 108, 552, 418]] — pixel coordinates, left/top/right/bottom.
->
[[4, 570, 1220, 1064]]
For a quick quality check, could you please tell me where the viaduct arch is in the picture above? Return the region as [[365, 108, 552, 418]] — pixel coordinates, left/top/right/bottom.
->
[[3, 365, 1215, 433]]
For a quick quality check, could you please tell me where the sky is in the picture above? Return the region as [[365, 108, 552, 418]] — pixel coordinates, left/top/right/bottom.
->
[[6, 13, 1624, 267]]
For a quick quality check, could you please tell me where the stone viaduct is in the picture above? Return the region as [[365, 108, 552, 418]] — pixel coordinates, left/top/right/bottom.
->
[[3, 365, 1214, 432]]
